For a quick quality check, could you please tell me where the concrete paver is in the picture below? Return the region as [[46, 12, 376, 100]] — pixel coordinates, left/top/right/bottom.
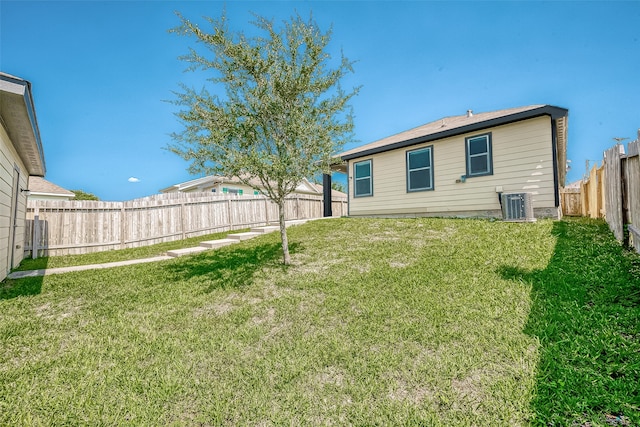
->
[[227, 232, 264, 241], [251, 225, 280, 233], [165, 246, 209, 258], [199, 238, 238, 249]]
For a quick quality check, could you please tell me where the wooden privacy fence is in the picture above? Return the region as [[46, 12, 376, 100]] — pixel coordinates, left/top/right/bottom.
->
[[25, 193, 348, 257], [573, 135, 640, 253], [604, 138, 640, 252]]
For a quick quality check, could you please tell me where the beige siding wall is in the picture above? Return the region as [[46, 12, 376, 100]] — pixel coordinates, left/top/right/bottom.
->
[[348, 116, 557, 217], [0, 123, 29, 280]]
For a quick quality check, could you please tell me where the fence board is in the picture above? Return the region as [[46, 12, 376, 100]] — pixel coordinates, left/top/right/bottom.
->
[[604, 145, 624, 241], [625, 140, 640, 253], [25, 193, 347, 257], [580, 164, 605, 219]]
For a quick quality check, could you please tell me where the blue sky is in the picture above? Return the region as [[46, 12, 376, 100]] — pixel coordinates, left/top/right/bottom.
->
[[1, 1, 639, 201]]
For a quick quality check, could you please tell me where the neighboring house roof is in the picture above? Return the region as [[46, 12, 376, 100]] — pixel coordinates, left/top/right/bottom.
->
[[28, 176, 75, 199], [0, 72, 46, 176], [335, 104, 568, 186], [565, 180, 583, 190], [160, 175, 340, 196], [309, 182, 347, 198]]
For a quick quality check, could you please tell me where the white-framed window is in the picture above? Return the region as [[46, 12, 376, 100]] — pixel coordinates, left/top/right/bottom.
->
[[354, 159, 372, 197], [465, 133, 493, 177], [406, 146, 434, 192]]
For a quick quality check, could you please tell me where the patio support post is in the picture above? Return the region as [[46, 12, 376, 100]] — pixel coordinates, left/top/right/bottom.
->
[[323, 173, 332, 217]]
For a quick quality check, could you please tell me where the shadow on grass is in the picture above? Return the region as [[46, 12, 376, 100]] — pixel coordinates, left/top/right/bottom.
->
[[1, 256, 48, 300], [162, 241, 298, 293], [0, 276, 44, 300], [500, 219, 640, 426]]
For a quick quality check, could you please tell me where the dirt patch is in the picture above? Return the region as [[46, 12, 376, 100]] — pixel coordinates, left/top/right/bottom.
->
[[251, 307, 276, 325], [451, 370, 484, 402], [389, 260, 410, 268], [314, 366, 347, 388], [387, 378, 436, 406], [33, 297, 84, 321]]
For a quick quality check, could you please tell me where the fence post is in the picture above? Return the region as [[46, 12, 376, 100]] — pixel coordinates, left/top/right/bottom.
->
[[120, 203, 126, 249], [32, 207, 40, 259], [180, 201, 186, 240]]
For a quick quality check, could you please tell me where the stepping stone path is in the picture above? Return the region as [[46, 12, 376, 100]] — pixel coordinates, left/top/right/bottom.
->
[[164, 220, 307, 258]]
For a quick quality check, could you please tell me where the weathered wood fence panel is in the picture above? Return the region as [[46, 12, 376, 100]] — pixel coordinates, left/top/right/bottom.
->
[[596, 136, 640, 254], [604, 145, 625, 241], [625, 140, 640, 253], [581, 164, 605, 219], [561, 188, 581, 216], [26, 193, 347, 257], [576, 163, 605, 219]]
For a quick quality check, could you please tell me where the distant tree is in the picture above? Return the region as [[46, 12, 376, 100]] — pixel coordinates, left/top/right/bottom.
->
[[169, 12, 359, 264], [331, 181, 345, 194], [71, 190, 99, 200]]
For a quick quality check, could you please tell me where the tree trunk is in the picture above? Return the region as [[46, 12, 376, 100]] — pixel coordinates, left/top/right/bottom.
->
[[277, 199, 291, 265]]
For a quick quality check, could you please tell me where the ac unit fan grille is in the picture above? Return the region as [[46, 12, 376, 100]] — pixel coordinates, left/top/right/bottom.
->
[[501, 192, 535, 222]]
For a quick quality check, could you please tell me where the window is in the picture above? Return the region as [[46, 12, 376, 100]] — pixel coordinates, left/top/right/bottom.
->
[[354, 160, 372, 197], [406, 146, 434, 192], [465, 133, 493, 177], [222, 187, 242, 195]]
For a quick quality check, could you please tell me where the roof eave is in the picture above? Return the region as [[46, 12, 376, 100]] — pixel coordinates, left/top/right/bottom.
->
[[341, 105, 569, 161], [0, 74, 46, 176]]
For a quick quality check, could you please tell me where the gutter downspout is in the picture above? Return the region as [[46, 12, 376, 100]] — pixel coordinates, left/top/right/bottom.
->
[[551, 118, 560, 209]]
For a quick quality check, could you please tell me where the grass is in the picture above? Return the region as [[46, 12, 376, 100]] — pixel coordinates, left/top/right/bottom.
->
[[522, 219, 640, 426], [0, 217, 638, 425]]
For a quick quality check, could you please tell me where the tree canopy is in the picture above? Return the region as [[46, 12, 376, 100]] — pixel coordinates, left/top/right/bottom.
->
[[71, 190, 99, 201], [169, 12, 359, 264]]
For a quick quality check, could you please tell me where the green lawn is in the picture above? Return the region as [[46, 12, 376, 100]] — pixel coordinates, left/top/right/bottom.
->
[[1, 218, 638, 426]]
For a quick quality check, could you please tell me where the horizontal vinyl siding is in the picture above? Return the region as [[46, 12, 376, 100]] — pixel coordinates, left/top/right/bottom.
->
[[349, 116, 555, 216], [0, 123, 29, 280]]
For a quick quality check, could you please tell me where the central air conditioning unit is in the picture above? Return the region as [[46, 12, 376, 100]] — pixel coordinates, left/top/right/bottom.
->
[[501, 192, 535, 222]]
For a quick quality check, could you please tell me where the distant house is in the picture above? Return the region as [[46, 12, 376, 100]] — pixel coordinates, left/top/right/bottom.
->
[[160, 175, 346, 198], [335, 105, 568, 219], [0, 72, 46, 280], [28, 176, 74, 201]]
